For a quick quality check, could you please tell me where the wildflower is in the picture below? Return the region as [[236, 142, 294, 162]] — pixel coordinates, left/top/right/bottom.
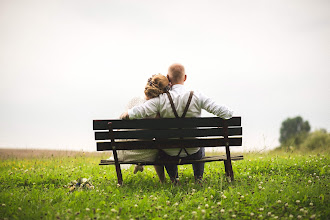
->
[[18, 207, 22, 211], [250, 212, 254, 217], [166, 201, 170, 205], [111, 208, 117, 213], [86, 208, 90, 211], [296, 200, 300, 204], [217, 202, 221, 206], [300, 208, 304, 212], [310, 214, 316, 219], [289, 214, 293, 218], [285, 203, 289, 207], [308, 180, 312, 183], [309, 202, 313, 206], [267, 212, 272, 216], [277, 200, 282, 204], [274, 216, 278, 219], [232, 214, 236, 218], [192, 211, 197, 215], [297, 215, 302, 219], [2, 204, 6, 207], [241, 195, 244, 199], [259, 208, 264, 211], [221, 195, 227, 199], [259, 214, 263, 218], [134, 204, 138, 208], [179, 215, 185, 220], [201, 209, 206, 214], [220, 209, 225, 213], [205, 204, 209, 208], [163, 214, 168, 218], [210, 195, 214, 199], [174, 202, 179, 206]]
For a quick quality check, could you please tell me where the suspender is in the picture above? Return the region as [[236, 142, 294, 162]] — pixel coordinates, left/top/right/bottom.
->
[[166, 91, 194, 119], [165, 91, 194, 157]]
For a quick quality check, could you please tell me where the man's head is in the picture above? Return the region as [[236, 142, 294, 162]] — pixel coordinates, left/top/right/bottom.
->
[[167, 63, 186, 85]]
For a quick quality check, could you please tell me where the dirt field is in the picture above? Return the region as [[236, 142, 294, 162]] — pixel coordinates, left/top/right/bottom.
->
[[0, 148, 111, 159]]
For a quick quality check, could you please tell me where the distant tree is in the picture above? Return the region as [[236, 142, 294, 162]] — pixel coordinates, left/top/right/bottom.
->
[[279, 116, 311, 146]]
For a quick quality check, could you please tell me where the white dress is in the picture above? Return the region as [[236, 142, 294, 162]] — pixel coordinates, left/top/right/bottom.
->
[[116, 96, 159, 163]]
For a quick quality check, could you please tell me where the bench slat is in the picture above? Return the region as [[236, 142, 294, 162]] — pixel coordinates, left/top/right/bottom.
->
[[93, 117, 241, 130], [99, 155, 244, 165], [95, 127, 242, 140], [96, 137, 242, 151]]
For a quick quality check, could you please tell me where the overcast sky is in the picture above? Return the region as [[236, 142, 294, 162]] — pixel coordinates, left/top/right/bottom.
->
[[1, 0, 329, 152]]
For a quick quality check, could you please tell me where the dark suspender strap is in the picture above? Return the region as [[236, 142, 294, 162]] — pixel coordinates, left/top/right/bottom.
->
[[166, 91, 195, 157], [166, 91, 179, 118], [181, 91, 194, 118]]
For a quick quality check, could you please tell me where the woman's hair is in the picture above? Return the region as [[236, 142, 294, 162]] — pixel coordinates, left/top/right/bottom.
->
[[144, 74, 170, 99]]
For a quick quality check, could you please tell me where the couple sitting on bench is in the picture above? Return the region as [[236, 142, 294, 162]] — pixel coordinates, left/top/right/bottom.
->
[[118, 63, 233, 183]]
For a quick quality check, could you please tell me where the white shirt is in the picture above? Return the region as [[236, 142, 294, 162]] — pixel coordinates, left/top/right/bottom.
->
[[128, 84, 234, 156]]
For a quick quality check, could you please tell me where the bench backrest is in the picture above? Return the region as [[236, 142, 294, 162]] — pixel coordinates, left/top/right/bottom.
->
[[93, 117, 242, 151]]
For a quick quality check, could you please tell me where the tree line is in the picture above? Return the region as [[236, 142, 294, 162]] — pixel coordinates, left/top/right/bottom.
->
[[278, 116, 329, 152]]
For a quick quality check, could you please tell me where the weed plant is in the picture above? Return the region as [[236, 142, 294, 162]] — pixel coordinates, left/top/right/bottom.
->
[[0, 152, 329, 219]]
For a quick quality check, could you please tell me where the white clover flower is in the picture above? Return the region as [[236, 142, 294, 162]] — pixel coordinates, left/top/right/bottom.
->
[[192, 211, 197, 215], [310, 214, 316, 219], [289, 214, 293, 218], [205, 204, 209, 208], [296, 200, 300, 204], [308, 180, 312, 183], [297, 215, 302, 219], [86, 208, 90, 211], [285, 203, 289, 207], [217, 202, 221, 206], [259, 214, 263, 218], [166, 201, 170, 205], [259, 208, 264, 211], [250, 212, 254, 216], [18, 207, 22, 211], [309, 202, 313, 206], [2, 204, 6, 207], [134, 204, 138, 208], [277, 200, 282, 204], [111, 208, 117, 213], [267, 212, 272, 216], [220, 209, 225, 213], [201, 209, 206, 214], [174, 202, 179, 206], [232, 214, 236, 218], [210, 195, 214, 199], [241, 195, 244, 199], [221, 195, 227, 199], [163, 214, 168, 218]]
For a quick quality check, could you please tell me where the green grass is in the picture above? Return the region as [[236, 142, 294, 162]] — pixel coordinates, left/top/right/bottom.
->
[[0, 152, 329, 219]]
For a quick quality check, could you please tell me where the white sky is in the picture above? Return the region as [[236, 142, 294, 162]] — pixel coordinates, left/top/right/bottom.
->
[[1, 0, 329, 152]]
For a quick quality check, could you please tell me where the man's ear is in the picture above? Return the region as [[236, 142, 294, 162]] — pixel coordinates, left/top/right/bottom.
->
[[184, 74, 187, 82], [167, 74, 171, 82]]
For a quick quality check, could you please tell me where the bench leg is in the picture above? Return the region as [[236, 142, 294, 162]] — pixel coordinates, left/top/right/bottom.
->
[[112, 149, 123, 185], [224, 160, 234, 182]]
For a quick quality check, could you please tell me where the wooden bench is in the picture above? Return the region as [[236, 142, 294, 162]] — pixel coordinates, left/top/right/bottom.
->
[[93, 117, 243, 185]]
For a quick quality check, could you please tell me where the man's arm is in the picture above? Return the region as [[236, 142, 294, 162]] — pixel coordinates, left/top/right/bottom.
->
[[199, 92, 233, 119], [126, 98, 160, 120]]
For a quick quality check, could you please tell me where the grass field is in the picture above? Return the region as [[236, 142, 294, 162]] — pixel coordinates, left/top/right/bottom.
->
[[0, 149, 329, 219]]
